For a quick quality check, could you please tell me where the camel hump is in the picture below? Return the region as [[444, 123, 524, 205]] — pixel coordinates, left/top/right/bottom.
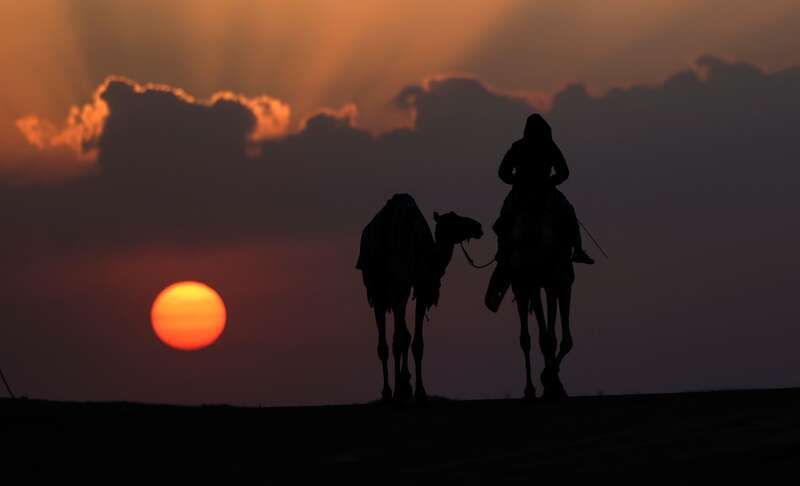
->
[[356, 194, 435, 307], [356, 193, 432, 270], [387, 193, 417, 211]]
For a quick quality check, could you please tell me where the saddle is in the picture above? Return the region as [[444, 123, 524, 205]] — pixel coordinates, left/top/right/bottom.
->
[[485, 190, 573, 312]]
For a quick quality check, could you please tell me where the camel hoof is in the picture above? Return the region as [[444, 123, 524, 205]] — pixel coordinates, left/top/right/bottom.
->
[[541, 387, 559, 401], [395, 373, 414, 401], [381, 387, 393, 402], [415, 386, 428, 402], [394, 381, 413, 402], [522, 385, 537, 401], [540, 368, 557, 387], [542, 383, 567, 401]]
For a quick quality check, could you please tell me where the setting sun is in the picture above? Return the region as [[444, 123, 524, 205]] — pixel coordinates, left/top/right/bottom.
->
[[151, 281, 227, 351]]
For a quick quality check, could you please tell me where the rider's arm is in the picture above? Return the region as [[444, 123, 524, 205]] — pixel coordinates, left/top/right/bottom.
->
[[498, 146, 516, 185], [550, 143, 570, 186]]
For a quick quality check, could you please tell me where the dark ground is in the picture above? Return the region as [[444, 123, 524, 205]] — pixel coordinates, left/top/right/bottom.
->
[[2, 388, 800, 482]]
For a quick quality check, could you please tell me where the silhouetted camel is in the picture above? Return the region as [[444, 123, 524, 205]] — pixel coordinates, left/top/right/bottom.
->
[[357, 194, 483, 401], [507, 192, 574, 400]]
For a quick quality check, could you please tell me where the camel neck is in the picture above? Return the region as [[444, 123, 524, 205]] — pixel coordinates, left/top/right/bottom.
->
[[432, 237, 456, 276]]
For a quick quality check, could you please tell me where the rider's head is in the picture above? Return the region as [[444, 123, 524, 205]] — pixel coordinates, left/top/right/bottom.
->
[[523, 114, 552, 142]]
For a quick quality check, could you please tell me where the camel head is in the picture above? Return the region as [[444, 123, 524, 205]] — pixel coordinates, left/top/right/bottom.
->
[[433, 211, 483, 244]]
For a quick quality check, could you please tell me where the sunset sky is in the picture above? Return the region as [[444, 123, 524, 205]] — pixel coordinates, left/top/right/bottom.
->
[[2, 1, 800, 405]]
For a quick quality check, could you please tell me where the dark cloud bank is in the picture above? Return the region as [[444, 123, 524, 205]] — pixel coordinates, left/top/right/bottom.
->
[[3, 56, 800, 404]]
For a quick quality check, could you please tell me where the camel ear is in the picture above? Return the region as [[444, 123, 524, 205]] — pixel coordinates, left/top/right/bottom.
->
[[433, 211, 440, 222]]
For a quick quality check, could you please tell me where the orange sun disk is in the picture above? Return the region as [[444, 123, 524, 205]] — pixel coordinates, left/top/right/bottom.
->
[[151, 281, 227, 351]]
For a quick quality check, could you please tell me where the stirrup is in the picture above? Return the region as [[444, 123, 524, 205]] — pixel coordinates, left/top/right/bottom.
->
[[572, 249, 595, 265]]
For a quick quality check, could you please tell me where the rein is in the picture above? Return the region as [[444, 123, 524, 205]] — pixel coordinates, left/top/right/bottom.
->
[[459, 242, 496, 269]]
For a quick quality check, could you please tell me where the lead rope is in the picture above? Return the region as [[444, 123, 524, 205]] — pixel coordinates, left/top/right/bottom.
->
[[459, 219, 609, 268], [459, 242, 496, 269]]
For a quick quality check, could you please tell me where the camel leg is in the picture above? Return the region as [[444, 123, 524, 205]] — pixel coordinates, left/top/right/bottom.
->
[[392, 294, 412, 401], [412, 299, 427, 400], [401, 304, 412, 394], [541, 287, 563, 400], [531, 288, 554, 369], [556, 285, 573, 367], [375, 307, 391, 401], [514, 285, 536, 400], [550, 285, 572, 399]]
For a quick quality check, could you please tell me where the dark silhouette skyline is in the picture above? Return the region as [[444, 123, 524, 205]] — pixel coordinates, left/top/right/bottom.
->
[[6, 389, 800, 480]]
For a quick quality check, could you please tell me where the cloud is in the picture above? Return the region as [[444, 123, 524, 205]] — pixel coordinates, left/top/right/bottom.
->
[[393, 75, 534, 136], [299, 104, 359, 131], [210, 92, 291, 144], [15, 86, 109, 161], [15, 76, 291, 162], [6, 56, 800, 251]]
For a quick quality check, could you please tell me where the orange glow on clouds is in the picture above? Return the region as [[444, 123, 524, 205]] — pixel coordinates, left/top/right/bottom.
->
[[299, 103, 360, 130], [15, 76, 291, 160], [15, 84, 109, 161], [3, 0, 800, 177], [151, 281, 227, 351]]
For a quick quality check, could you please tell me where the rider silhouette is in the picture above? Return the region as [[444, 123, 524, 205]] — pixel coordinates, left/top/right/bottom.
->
[[486, 114, 593, 311], [493, 113, 594, 266]]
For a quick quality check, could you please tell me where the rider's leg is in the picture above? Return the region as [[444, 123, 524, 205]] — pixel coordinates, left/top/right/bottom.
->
[[572, 232, 594, 264], [560, 193, 594, 265], [493, 190, 517, 263], [573, 231, 593, 262], [485, 191, 515, 312]]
